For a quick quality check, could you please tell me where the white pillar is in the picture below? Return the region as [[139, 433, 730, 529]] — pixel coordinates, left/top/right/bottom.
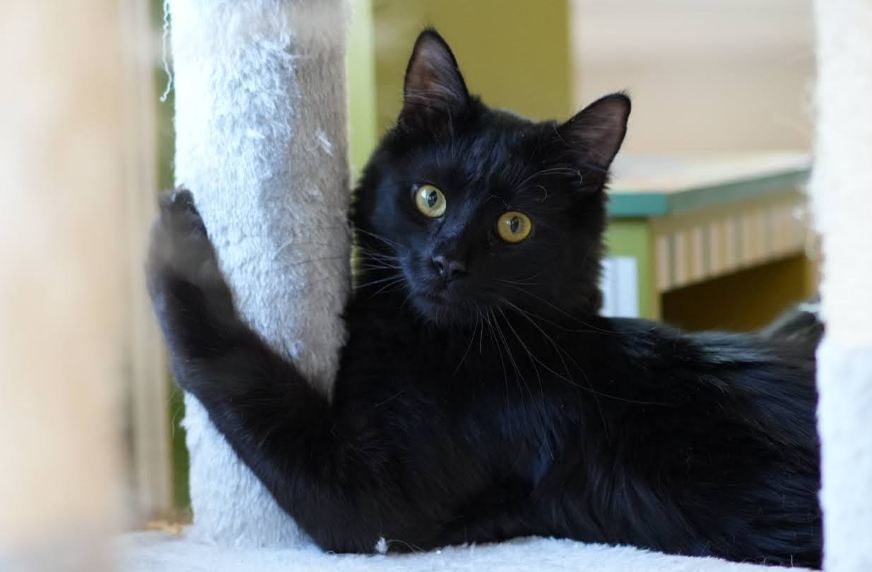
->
[[169, 0, 351, 546], [811, 1, 872, 570], [0, 1, 126, 569]]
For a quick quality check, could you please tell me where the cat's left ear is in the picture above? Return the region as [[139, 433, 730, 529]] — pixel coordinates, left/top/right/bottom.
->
[[558, 93, 631, 172], [401, 29, 470, 118]]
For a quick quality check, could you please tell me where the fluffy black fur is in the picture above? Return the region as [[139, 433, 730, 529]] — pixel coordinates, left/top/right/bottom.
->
[[148, 30, 821, 567]]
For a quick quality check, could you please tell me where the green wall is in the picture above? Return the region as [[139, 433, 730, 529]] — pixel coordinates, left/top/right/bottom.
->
[[348, 0, 379, 178], [370, 0, 573, 133]]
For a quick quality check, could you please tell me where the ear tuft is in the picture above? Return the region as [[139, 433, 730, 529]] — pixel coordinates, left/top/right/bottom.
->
[[402, 29, 470, 117], [558, 93, 631, 172]]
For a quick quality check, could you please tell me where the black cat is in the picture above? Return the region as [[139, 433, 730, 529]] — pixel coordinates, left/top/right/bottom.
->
[[148, 29, 821, 567]]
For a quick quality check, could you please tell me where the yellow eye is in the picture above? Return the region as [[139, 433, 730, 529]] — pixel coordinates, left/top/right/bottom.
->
[[497, 211, 533, 243], [414, 184, 446, 218]]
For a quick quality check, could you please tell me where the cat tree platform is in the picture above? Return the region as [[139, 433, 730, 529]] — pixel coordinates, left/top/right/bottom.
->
[[119, 531, 805, 572]]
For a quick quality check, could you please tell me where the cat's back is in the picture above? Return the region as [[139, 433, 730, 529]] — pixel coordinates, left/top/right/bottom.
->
[[564, 317, 820, 566], [578, 316, 818, 473]]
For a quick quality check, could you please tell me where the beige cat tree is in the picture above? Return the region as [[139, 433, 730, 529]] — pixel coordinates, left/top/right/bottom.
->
[[3, 0, 867, 570]]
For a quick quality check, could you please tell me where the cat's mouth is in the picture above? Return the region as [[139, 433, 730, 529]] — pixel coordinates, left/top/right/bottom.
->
[[417, 289, 460, 308], [411, 289, 472, 324]]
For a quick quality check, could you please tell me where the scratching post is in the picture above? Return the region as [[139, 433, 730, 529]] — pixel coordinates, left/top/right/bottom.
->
[[811, 1, 872, 570], [169, 0, 350, 546]]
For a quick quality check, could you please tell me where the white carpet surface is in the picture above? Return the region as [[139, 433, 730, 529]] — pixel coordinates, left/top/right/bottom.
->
[[119, 532, 804, 572]]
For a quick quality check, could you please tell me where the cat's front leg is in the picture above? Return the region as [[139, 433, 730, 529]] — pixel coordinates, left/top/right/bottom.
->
[[146, 188, 241, 378], [146, 187, 310, 404], [145, 191, 429, 552]]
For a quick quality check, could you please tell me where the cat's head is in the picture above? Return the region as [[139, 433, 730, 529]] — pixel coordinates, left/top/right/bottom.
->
[[353, 29, 630, 326]]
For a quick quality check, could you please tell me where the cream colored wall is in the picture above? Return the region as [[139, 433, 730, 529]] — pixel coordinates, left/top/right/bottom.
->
[[571, 0, 815, 153]]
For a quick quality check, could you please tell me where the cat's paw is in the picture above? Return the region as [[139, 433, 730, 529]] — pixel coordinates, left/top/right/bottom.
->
[[159, 187, 207, 239], [147, 188, 230, 311]]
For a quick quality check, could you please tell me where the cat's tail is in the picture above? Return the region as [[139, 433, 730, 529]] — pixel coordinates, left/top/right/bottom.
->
[[760, 295, 824, 355]]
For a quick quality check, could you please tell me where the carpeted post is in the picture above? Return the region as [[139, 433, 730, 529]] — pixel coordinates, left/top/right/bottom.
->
[[811, 1, 872, 570], [168, 0, 351, 546]]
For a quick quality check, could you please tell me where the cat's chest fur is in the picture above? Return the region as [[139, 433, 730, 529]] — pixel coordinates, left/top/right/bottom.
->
[[334, 295, 586, 486]]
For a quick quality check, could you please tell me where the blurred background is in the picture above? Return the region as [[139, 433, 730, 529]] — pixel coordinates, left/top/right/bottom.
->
[[0, 0, 819, 564]]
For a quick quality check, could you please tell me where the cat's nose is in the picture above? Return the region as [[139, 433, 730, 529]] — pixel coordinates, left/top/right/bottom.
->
[[431, 255, 467, 283]]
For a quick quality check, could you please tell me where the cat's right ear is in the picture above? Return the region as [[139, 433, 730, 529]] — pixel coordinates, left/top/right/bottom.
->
[[558, 93, 631, 173], [401, 29, 470, 119]]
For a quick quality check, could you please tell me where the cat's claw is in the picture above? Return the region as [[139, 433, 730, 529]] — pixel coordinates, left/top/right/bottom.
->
[[159, 187, 206, 237], [147, 187, 226, 301]]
